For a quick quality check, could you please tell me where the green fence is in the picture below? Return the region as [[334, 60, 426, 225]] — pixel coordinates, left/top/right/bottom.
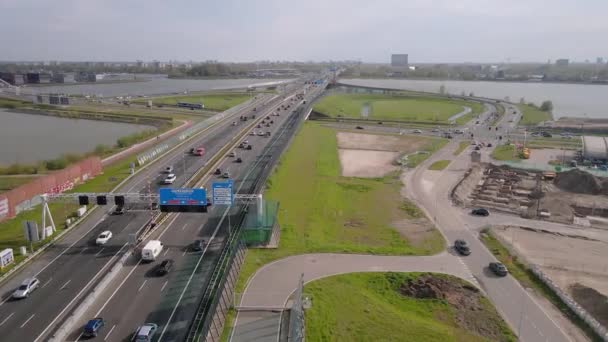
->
[[241, 200, 279, 245]]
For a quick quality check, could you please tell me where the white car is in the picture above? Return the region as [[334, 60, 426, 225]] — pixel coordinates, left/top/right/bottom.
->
[[163, 173, 177, 184], [257, 131, 265, 136], [12, 278, 40, 299], [250, 131, 256, 136], [96, 230, 113, 245], [228, 151, 236, 157], [413, 129, 422, 134]]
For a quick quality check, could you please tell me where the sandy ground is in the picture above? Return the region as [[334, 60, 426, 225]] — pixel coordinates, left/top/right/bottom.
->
[[521, 148, 575, 166], [338, 149, 399, 177], [336, 131, 429, 152]]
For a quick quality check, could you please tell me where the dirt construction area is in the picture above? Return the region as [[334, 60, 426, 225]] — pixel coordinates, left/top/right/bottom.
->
[[336, 131, 430, 178], [492, 225, 608, 328]]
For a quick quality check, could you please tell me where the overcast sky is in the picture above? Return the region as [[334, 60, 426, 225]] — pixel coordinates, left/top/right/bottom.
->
[[1, 0, 607, 63]]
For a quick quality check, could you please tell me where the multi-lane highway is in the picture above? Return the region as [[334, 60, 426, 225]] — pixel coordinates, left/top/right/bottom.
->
[[62, 84, 321, 341], [405, 102, 571, 341], [0, 82, 313, 341]]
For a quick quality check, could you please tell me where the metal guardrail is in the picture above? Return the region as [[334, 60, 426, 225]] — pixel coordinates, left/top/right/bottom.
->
[[136, 94, 272, 165]]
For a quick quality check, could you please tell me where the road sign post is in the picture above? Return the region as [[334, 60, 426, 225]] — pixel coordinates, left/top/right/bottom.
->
[[213, 180, 235, 234]]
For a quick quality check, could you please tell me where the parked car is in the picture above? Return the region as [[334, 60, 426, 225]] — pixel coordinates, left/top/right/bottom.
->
[[156, 259, 174, 276], [454, 240, 471, 256], [133, 323, 158, 342], [192, 239, 205, 252], [489, 262, 508, 276], [471, 208, 490, 216], [83, 317, 105, 337], [164, 166, 174, 173], [12, 278, 40, 299], [96, 230, 113, 245], [163, 173, 177, 184]]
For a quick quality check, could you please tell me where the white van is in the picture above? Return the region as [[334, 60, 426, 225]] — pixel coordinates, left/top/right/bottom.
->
[[141, 240, 163, 262]]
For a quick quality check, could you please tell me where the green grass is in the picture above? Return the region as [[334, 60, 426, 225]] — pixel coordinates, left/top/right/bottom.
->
[[428, 160, 451, 170], [219, 308, 236, 342], [0, 175, 40, 191], [480, 229, 603, 342], [526, 137, 582, 150], [138, 93, 252, 111], [305, 272, 516, 342], [400, 138, 448, 168], [0, 157, 136, 275], [454, 141, 470, 156], [491, 145, 520, 161], [518, 104, 553, 126], [314, 94, 483, 125], [236, 122, 444, 291]]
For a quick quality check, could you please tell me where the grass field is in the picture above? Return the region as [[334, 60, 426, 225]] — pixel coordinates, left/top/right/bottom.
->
[[236, 122, 444, 291], [304, 272, 516, 342], [454, 141, 470, 156], [491, 145, 520, 161], [0, 175, 40, 191], [527, 137, 582, 150], [138, 93, 252, 111], [0, 157, 136, 275], [428, 160, 451, 170], [518, 104, 553, 126], [480, 229, 600, 341], [313, 94, 483, 125]]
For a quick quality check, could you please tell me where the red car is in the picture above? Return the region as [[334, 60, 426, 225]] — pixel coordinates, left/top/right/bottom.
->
[[195, 147, 205, 156]]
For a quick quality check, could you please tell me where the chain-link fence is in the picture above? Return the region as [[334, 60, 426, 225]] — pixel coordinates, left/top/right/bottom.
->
[[287, 274, 305, 342]]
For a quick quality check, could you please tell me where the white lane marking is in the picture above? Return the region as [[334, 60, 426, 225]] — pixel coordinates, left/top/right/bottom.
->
[[137, 280, 148, 292], [182, 250, 187, 256], [163, 248, 170, 256], [95, 248, 105, 256], [59, 279, 71, 290], [161, 281, 168, 292], [104, 324, 116, 341], [80, 247, 88, 254], [20, 313, 35, 328], [94, 259, 142, 316], [33, 242, 129, 342], [0, 312, 14, 326], [41, 277, 53, 288]]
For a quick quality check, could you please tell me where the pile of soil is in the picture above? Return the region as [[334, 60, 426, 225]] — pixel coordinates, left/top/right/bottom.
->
[[570, 283, 608, 327], [399, 274, 511, 341], [554, 169, 607, 195]]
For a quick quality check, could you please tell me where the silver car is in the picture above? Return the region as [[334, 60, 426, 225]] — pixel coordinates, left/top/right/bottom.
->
[[13, 278, 40, 299]]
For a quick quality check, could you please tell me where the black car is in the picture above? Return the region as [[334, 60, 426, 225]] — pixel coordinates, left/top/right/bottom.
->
[[246, 145, 252, 150], [454, 240, 471, 256], [113, 206, 124, 215], [157, 259, 174, 276], [214, 168, 222, 175], [235, 157, 242, 163], [356, 126, 364, 130], [83, 317, 105, 337], [189, 148, 195, 154], [489, 262, 508, 276], [541, 131, 552, 138], [471, 208, 490, 216], [192, 239, 205, 252], [487, 143, 493, 147], [474, 146, 481, 151]]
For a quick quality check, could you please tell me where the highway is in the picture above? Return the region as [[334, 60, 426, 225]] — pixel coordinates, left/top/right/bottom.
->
[[405, 102, 571, 341], [60, 83, 323, 341], [0, 88, 294, 341]]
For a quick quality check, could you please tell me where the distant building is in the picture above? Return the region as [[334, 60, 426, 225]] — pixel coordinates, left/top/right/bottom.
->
[[76, 72, 97, 82], [597, 57, 604, 64], [26, 72, 51, 84], [52, 73, 76, 83], [0, 72, 25, 85], [391, 54, 409, 67], [555, 59, 569, 67], [582, 136, 608, 160]]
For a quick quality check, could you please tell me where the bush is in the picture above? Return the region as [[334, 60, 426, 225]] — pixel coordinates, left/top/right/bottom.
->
[[44, 157, 68, 170], [540, 100, 553, 112]]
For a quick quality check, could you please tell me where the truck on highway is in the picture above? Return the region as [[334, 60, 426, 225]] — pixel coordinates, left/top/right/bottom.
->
[[141, 240, 163, 261]]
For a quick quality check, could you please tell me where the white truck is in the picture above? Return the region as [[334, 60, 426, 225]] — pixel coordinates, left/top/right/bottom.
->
[[141, 240, 163, 261]]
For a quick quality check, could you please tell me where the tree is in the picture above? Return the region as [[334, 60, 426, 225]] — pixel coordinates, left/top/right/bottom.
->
[[439, 84, 446, 95], [540, 100, 553, 112], [469, 92, 475, 97]]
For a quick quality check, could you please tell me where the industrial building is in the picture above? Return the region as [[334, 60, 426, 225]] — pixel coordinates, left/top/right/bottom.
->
[[26, 72, 51, 84], [582, 136, 608, 160], [52, 73, 76, 83], [0, 72, 25, 85], [555, 59, 569, 67], [391, 54, 409, 67]]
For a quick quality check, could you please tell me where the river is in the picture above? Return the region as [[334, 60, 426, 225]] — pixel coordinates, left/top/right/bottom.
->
[[0, 109, 154, 165], [339, 78, 607, 119], [28, 77, 291, 98]]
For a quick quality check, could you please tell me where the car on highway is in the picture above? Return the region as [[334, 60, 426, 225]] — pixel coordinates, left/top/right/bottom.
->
[[236, 157, 243, 163], [222, 171, 230, 178], [228, 151, 236, 157], [250, 131, 256, 136], [431, 128, 439, 132], [113, 205, 124, 215], [83, 317, 105, 337], [471, 208, 490, 216], [163, 173, 177, 184], [412, 129, 422, 133], [192, 239, 205, 252], [232, 121, 237, 126], [541, 131, 553, 138], [194, 147, 205, 156], [257, 131, 265, 136], [12, 277, 40, 299], [132, 323, 158, 341], [454, 240, 471, 256], [164, 166, 173, 173], [356, 126, 364, 130], [487, 143, 493, 147], [96, 230, 113, 245], [156, 259, 174, 276], [246, 144, 253, 150], [214, 168, 222, 175], [489, 262, 508, 276]]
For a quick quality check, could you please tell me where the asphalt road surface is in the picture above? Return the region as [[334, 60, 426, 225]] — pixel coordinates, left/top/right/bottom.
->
[[0, 91, 288, 341], [63, 84, 323, 341]]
